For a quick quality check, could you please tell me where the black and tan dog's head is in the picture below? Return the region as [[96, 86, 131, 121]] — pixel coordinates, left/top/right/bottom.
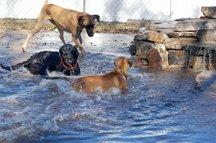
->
[[59, 44, 79, 65], [78, 14, 100, 37]]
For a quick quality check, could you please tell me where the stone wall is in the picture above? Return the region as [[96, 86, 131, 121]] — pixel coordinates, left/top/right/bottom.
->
[[130, 6, 216, 71]]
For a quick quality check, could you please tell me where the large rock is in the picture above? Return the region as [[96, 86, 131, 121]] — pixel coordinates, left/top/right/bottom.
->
[[146, 48, 162, 69], [188, 56, 207, 70], [197, 29, 216, 44], [152, 44, 169, 68], [196, 70, 216, 91], [145, 45, 169, 69], [133, 41, 155, 59], [175, 19, 216, 32], [165, 38, 197, 50], [201, 7, 216, 19], [167, 31, 196, 38], [185, 43, 216, 70], [134, 31, 169, 43], [168, 50, 186, 65], [133, 41, 168, 69]]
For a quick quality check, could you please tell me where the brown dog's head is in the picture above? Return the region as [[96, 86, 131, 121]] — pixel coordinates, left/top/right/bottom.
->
[[114, 57, 132, 76], [78, 14, 100, 37]]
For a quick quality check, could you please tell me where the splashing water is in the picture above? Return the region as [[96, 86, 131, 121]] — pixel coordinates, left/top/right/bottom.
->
[[0, 31, 216, 143]]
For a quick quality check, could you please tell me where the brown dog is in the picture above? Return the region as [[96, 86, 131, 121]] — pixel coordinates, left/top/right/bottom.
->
[[23, 0, 100, 55], [72, 57, 132, 94]]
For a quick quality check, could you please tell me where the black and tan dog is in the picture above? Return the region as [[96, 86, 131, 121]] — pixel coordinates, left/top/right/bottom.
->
[[1, 44, 80, 76], [72, 57, 132, 94], [23, 0, 100, 55]]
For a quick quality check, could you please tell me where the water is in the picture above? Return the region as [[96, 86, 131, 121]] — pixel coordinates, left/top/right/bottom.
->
[[0, 31, 216, 143]]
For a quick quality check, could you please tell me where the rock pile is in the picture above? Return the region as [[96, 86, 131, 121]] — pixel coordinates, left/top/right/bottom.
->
[[130, 6, 216, 71]]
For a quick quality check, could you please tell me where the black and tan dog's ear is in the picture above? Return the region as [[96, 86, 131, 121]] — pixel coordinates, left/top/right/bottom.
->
[[92, 15, 100, 22], [73, 45, 80, 59], [78, 15, 85, 26], [59, 46, 64, 56]]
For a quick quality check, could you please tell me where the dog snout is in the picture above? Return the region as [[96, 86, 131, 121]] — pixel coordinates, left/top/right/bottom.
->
[[66, 58, 72, 62], [88, 33, 94, 37], [86, 29, 94, 37], [65, 58, 75, 64]]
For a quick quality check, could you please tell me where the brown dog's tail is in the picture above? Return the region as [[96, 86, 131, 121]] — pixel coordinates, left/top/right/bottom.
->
[[1, 61, 28, 71]]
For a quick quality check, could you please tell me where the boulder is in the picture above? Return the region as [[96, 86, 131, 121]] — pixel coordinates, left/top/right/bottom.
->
[[139, 27, 147, 33], [167, 31, 196, 38], [184, 43, 216, 70], [150, 20, 177, 29], [146, 48, 162, 69], [197, 29, 216, 44], [201, 7, 216, 19], [130, 56, 148, 68], [133, 41, 155, 59], [196, 70, 216, 91], [168, 50, 186, 65], [134, 31, 169, 43], [152, 44, 169, 68], [132, 40, 169, 69], [141, 45, 168, 69], [175, 19, 216, 32], [192, 57, 207, 70], [165, 38, 197, 50], [129, 43, 136, 56]]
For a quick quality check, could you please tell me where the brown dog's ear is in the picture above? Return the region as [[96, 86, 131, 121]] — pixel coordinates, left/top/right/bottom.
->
[[128, 60, 133, 67], [92, 15, 100, 22], [114, 61, 117, 67]]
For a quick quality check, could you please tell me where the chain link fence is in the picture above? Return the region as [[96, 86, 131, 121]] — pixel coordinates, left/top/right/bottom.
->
[[0, 0, 216, 32], [0, 0, 83, 30], [0, 0, 172, 20]]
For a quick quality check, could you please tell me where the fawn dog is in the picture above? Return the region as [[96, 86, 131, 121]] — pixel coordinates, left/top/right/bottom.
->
[[72, 57, 132, 94], [23, 0, 100, 56]]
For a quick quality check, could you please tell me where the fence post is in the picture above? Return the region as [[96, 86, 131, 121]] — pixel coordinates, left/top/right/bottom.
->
[[170, 0, 172, 20], [83, 0, 86, 12]]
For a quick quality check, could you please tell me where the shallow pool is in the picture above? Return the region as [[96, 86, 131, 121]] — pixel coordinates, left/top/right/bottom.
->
[[0, 31, 216, 143]]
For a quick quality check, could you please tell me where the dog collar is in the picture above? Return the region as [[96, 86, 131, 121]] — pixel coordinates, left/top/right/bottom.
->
[[60, 57, 77, 70], [114, 68, 128, 79]]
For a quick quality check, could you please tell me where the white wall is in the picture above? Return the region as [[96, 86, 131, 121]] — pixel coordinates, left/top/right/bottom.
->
[[0, 0, 216, 21]]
